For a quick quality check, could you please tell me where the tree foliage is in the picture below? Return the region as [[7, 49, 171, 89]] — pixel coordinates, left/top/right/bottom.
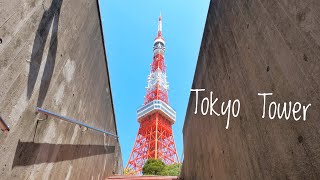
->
[[142, 159, 182, 176], [123, 168, 134, 175], [159, 163, 181, 176], [142, 158, 165, 175]]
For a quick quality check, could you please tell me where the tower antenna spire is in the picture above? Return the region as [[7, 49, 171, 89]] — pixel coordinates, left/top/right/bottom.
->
[[158, 12, 162, 36]]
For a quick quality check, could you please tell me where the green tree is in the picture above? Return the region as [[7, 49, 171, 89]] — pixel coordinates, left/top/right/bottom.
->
[[160, 163, 182, 176], [142, 158, 165, 175]]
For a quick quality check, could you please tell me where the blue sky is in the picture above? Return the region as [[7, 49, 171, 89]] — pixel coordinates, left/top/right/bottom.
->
[[99, 0, 210, 166]]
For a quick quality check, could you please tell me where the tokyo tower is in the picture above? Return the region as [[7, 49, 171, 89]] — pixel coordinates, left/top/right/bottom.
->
[[126, 14, 179, 174]]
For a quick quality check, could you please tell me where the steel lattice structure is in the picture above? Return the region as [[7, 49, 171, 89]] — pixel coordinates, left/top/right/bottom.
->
[[126, 15, 179, 174]]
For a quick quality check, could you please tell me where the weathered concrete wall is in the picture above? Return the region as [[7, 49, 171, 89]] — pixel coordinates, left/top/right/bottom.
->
[[0, 0, 122, 179], [182, 0, 320, 179]]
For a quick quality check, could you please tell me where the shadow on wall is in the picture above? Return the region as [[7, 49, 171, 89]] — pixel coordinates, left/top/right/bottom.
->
[[12, 140, 115, 168], [27, 0, 63, 107]]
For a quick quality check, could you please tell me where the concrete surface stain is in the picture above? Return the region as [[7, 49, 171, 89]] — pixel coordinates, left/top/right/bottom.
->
[[63, 59, 75, 83], [41, 120, 57, 143], [78, 100, 83, 113], [42, 136, 63, 179], [9, 89, 28, 126], [65, 165, 73, 180], [53, 82, 65, 106], [70, 125, 79, 144]]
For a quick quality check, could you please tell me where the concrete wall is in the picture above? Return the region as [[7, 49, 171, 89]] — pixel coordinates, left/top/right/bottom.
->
[[0, 0, 122, 179], [182, 0, 320, 179]]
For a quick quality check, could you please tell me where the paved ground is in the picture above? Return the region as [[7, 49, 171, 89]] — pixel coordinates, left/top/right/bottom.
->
[[108, 175, 179, 180]]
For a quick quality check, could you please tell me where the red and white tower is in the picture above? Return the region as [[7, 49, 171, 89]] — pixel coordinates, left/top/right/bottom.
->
[[126, 15, 179, 174]]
